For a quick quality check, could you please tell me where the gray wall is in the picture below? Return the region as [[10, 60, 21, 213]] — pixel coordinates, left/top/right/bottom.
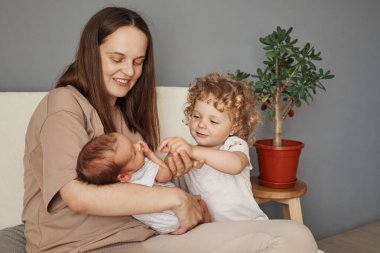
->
[[1, 0, 379, 240]]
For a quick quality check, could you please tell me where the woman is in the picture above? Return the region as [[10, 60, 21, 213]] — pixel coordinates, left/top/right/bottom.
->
[[23, 6, 318, 253]]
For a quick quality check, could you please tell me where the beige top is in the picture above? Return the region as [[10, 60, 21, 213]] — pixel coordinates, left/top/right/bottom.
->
[[22, 86, 156, 253]]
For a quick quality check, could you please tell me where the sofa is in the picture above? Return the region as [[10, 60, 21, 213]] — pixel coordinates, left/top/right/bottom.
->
[[0, 88, 326, 253], [0, 87, 191, 251]]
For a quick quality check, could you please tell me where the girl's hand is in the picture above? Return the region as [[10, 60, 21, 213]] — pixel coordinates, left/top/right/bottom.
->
[[159, 137, 193, 156], [159, 137, 204, 176], [171, 194, 206, 235]]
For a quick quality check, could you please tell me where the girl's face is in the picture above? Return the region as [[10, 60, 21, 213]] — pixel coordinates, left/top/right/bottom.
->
[[189, 96, 234, 149], [113, 133, 145, 175], [99, 26, 148, 106]]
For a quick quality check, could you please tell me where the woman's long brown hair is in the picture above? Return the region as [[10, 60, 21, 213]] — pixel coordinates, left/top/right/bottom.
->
[[56, 7, 159, 150]]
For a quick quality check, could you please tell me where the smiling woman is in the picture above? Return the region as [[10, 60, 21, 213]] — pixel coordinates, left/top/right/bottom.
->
[[100, 26, 148, 106], [22, 6, 189, 252]]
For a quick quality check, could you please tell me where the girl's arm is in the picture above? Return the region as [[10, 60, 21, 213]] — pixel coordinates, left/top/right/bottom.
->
[[191, 147, 248, 175], [160, 137, 248, 175], [138, 141, 173, 182]]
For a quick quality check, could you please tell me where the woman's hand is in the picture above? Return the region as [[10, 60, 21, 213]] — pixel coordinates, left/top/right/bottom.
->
[[171, 193, 209, 235], [198, 198, 212, 224]]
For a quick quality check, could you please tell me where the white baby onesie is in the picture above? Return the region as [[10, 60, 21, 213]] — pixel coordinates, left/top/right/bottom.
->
[[129, 158, 180, 233]]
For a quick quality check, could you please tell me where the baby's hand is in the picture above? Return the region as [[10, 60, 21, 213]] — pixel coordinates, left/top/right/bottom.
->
[[137, 141, 153, 156]]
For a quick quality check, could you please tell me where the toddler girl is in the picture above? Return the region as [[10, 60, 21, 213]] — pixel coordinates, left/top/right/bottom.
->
[[160, 73, 268, 222]]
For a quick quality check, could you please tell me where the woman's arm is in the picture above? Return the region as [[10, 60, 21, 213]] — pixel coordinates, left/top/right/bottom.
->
[[60, 180, 183, 215], [60, 180, 203, 234]]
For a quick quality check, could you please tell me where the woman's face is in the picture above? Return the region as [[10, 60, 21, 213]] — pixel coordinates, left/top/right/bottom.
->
[[99, 26, 148, 106]]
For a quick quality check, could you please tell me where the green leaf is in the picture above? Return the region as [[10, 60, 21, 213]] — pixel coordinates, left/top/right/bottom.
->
[[284, 86, 298, 93], [300, 88, 307, 100], [290, 39, 298, 45], [285, 27, 293, 36], [304, 43, 310, 52], [306, 89, 314, 102], [263, 45, 272, 50], [257, 68, 264, 78], [260, 37, 272, 46], [254, 81, 264, 89], [231, 69, 251, 81], [315, 82, 326, 91], [266, 50, 277, 58]]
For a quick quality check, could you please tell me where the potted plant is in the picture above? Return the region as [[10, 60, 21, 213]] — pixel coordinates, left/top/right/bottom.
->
[[231, 26, 334, 188]]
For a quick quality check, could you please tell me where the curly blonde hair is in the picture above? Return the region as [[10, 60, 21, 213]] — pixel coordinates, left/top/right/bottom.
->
[[184, 73, 260, 146]]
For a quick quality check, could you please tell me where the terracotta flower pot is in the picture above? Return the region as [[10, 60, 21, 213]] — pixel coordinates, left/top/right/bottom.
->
[[254, 139, 304, 189]]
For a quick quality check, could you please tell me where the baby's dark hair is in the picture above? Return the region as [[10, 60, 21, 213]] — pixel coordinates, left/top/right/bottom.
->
[[184, 73, 260, 146], [76, 133, 122, 185]]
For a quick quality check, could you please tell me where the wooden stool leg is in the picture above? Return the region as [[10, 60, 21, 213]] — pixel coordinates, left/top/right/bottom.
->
[[282, 202, 291, 220], [287, 198, 303, 223]]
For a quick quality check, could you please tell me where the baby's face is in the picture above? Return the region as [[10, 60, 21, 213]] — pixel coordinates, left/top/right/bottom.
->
[[189, 95, 234, 149], [113, 133, 145, 174]]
